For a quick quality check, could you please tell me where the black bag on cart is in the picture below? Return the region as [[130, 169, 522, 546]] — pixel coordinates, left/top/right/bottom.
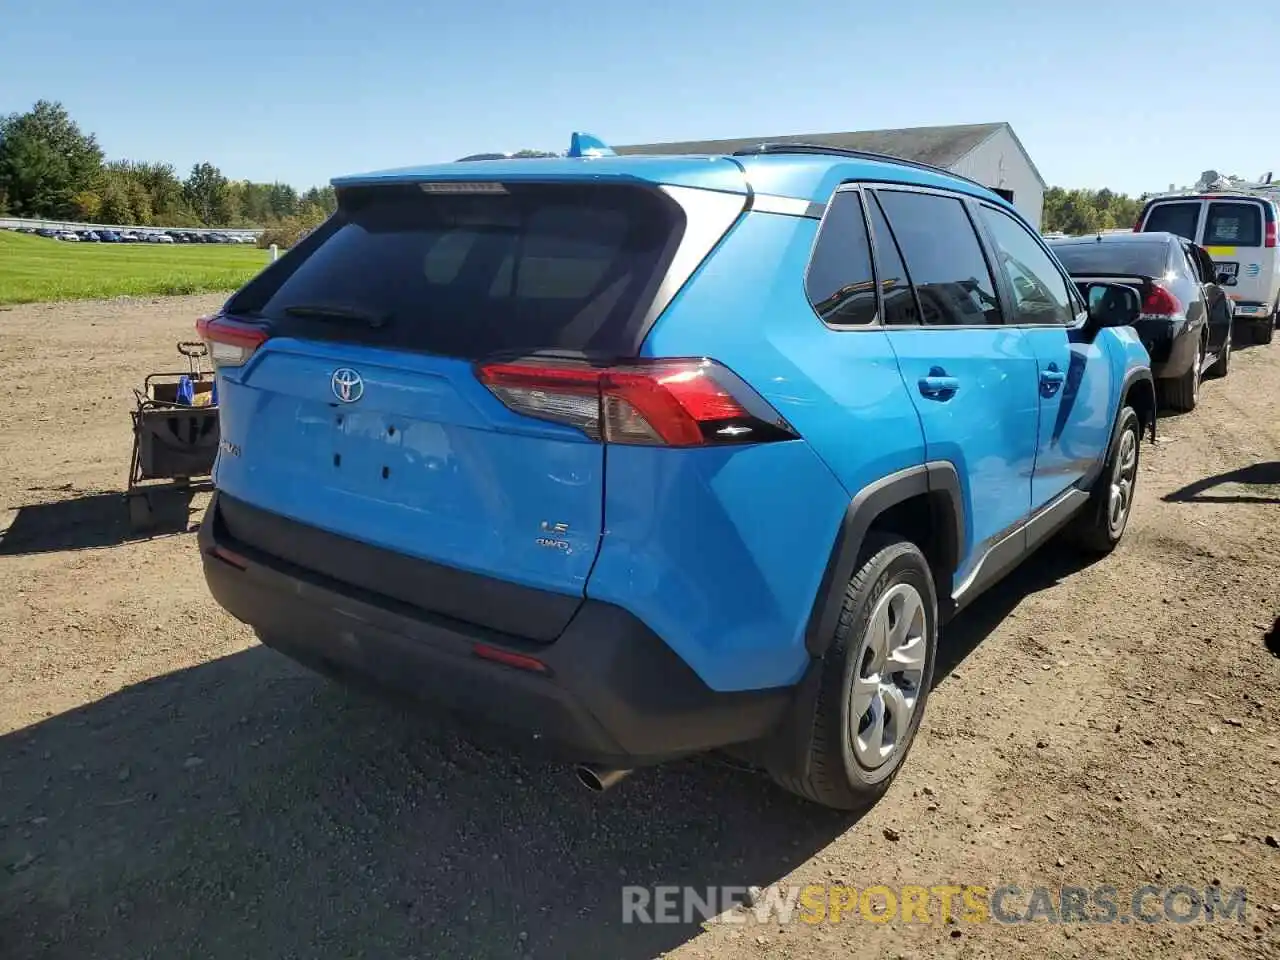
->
[[126, 341, 220, 529], [133, 403, 219, 480]]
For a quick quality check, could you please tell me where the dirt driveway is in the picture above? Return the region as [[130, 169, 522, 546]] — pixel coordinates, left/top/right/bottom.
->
[[1, 296, 1278, 960]]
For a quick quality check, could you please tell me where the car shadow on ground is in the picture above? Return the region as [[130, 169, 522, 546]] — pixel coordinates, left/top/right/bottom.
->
[[934, 545, 1093, 683], [1161, 461, 1280, 505], [1230, 324, 1273, 351], [0, 487, 205, 555], [0, 646, 850, 960], [0, 545, 1095, 960], [1264, 618, 1280, 659]]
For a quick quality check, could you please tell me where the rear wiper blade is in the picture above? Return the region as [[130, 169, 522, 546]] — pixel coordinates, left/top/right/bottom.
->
[[282, 303, 390, 328]]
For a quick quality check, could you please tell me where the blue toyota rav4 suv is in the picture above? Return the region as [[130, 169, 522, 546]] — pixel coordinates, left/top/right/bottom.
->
[[198, 135, 1154, 810]]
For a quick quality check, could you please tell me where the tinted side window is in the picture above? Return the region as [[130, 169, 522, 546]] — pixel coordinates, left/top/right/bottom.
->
[[1189, 244, 1217, 284], [1142, 202, 1200, 241], [805, 191, 878, 326], [1178, 243, 1204, 283], [866, 196, 920, 325], [977, 206, 1075, 325], [875, 190, 1001, 326]]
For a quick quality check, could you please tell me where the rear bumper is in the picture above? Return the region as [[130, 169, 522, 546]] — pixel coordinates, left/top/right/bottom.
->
[[1136, 319, 1196, 377], [1230, 301, 1272, 320], [199, 492, 792, 766]]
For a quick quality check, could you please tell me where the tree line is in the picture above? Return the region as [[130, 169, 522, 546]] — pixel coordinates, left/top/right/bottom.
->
[[1040, 186, 1147, 236], [0, 99, 1191, 243], [0, 100, 335, 245]]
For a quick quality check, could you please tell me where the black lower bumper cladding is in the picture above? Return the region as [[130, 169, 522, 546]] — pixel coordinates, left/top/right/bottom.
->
[[199, 492, 791, 767]]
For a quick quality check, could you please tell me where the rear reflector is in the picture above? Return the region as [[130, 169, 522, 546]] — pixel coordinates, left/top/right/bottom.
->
[[206, 545, 249, 570], [477, 358, 797, 447], [197, 315, 269, 368], [472, 644, 549, 673]]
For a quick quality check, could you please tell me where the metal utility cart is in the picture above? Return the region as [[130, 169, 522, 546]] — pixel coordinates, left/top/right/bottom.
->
[[126, 341, 220, 529]]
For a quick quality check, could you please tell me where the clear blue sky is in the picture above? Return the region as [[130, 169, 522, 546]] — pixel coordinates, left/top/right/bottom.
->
[[4, 0, 1277, 195]]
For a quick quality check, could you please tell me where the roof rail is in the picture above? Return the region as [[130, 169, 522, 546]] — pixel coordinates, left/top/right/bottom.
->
[[729, 142, 990, 191]]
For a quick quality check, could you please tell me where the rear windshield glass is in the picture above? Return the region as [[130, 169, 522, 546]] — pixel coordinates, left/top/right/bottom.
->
[[1048, 241, 1170, 277], [1204, 202, 1262, 246], [1142, 202, 1199, 240], [227, 183, 684, 358]]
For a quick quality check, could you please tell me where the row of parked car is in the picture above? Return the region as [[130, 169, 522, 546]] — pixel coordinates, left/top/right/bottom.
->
[[1046, 189, 1280, 412], [14, 226, 257, 244]]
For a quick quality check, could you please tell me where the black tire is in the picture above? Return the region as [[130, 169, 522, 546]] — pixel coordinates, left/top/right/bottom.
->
[[1157, 338, 1201, 412], [770, 534, 938, 811], [1253, 317, 1275, 345], [1207, 328, 1231, 378], [1068, 406, 1141, 554]]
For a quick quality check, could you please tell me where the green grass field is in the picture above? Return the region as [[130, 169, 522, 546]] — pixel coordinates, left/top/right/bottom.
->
[[0, 230, 271, 305]]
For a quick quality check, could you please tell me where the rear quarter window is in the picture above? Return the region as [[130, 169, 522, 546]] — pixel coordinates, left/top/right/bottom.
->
[[804, 190, 878, 326]]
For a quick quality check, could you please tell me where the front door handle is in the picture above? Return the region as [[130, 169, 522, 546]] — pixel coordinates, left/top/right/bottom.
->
[[918, 374, 960, 399]]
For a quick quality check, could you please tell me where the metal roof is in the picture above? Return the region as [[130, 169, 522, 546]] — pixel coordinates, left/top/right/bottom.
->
[[615, 123, 1005, 168]]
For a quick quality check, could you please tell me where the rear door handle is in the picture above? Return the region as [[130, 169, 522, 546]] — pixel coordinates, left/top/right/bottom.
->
[[1040, 364, 1066, 396], [918, 375, 960, 399]]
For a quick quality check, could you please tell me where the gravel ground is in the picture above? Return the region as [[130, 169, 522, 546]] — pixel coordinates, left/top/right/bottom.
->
[[1, 295, 1278, 960]]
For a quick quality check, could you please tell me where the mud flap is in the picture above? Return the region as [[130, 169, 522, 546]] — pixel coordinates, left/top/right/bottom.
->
[[732, 656, 825, 780]]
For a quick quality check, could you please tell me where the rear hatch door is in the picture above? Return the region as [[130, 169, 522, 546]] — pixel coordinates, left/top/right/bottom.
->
[[211, 180, 693, 639]]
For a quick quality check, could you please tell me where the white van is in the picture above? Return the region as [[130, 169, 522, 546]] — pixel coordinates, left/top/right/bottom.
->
[[1135, 192, 1280, 343]]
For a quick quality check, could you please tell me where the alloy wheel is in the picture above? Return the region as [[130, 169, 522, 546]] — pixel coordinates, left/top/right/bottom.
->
[[1108, 426, 1138, 537], [848, 583, 927, 770]]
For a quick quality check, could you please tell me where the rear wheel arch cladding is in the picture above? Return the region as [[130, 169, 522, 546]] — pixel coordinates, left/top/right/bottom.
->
[[774, 469, 964, 783], [804, 462, 963, 660], [1125, 372, 1158, 442], [926, 463, 964, 583]]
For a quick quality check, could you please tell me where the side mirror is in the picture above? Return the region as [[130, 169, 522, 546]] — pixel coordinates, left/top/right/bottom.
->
[[1216, 271, 1234, 285], [1084, 282, 1142, 334]]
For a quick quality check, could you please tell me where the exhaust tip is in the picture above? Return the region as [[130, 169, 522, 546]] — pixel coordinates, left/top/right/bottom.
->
[[574, 764, 633, 793]]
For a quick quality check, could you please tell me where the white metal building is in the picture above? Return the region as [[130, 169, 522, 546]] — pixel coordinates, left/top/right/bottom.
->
[[617, 122, 1048, 229]]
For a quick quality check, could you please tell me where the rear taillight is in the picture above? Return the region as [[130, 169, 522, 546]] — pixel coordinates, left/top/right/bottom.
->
[[1133, 211, 1145, 232], [476, 358, 798, 447], [1266, 221, 1276, 248], [197, 315, 269, 368], [1141, 284, 1182, 317]]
